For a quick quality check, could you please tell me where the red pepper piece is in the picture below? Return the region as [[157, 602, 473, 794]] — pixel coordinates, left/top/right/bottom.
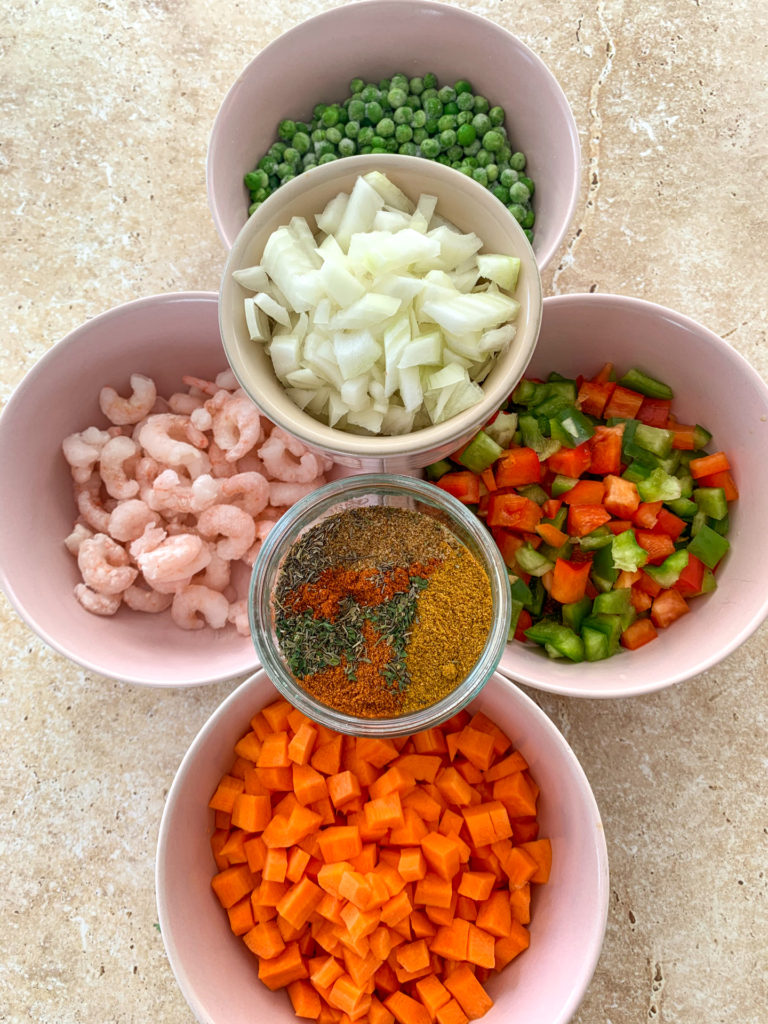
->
[[620, 618, 658, 649], [577, 379, 616, 418], [588, 424, 624, 475], [635, 530, 676, 564], [491, 528, 525, 569], [651, 507, 687, 539], [697, 469, 739, 501], [603, 474, 640, 518], [603, 385, 644, 420], [632, 501, 663, 529], [486, 493, 543, 532], [561, 479, 606, 505], [689, 451, 730, 479], [636, 397, 672, 427], [435, 471, 480, 504], [651, 589, 690, 628], [494, 447, 541, 488], [545, 442, 592, 478], [550, 558, 593, 604], [673, 553, 706, 597], [566, 504, 612, 537]]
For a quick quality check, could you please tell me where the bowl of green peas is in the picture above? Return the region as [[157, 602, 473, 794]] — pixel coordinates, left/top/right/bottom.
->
[[206, 0, 580, 270]]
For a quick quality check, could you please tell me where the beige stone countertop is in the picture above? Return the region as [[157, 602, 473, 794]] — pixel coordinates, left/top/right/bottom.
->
[[1, 1, 766, 1021]]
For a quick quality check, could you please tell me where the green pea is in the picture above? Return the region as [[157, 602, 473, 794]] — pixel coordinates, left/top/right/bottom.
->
[[405, 94, 421, 110], [438, 85, 456, 104], [310, 128, 325, 144], [358, 126, 374, 146], [423, 96, 443, 120], [348, 98, 365, 122], [420, 137, 441, 159], [248, 201, 262, 216], [507, 203, 527, 223], [338, 137, 357, 157], [394, 105, 413, 124], [257, 155, 277, 175], [282, 147, 300, 166], [313, 103, 327, 119], [376, 117, 395, 138], [500, 167, 519, 187], [436, 154, 451, 166], [385, 137, 398, 152], [395, 123, 413, 143], [318, 152, 338, 165], [509, 181, 531, 204], [519, 175, 535, 195], [475, 148, 491, 168], [489, 105, 505, 126], [360, 85, 380, 103], [378, 78, 391, 92], [456, 123, 476, 147], [325, 127, 342, 145], [456, 91, 475, 112], [390, 73, 409, 90], [472, 167, 488, 186], [398, 141, 419, 156], [446, 144, 463, 162], [269, 141, 287, 158], [524, 228, 534, 242], [277, 119, 296, 140], [510, 151, 527, 171], [437, 114, 457, 132], [482, 130, 504, 153], [457, 164, 473, 176], [292, 132, 310, 155], [472, 113, 491, 136], [423, 72, 438, 89], [412, 127, 427, 145], [424, 118, 440, 135], [244, 169, 269, 190], [314, 140, 334, 157], [364, 101, 383, 124], [443, 101, 459, 116], [463, 139, 481, 157], [439, 128, 457, 150], [485, 163, 499, 182], [409, 76, 425, 95], [349, 77, 364, 93], [522, 208, 536, 229], [302, 153, 317, 169], [344, 120, 360, 139], [456, 110, 474, 126], [473, 95, 490, 114], [454, 79, 473, 94], [387, 87, 408, 108], [490, 183, 510, 204], [411, 109, 427, 128], [370, 134, 386, 148], [371, 145, 387, 154]]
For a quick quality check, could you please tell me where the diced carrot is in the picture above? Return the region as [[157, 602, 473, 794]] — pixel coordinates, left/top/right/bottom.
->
[[388, 809, 429, 846], [227, 894, 255, 936], [499, 846, 538, 890], [435, 767, 474, 807], [413, 728, 448, 756], [244, 918, 285, 959], [357, 736, 400, 768], [430, 917, 470, 961], [415, 974, 452, 1018], [234, 730, 263, 762], [326, 770, 363, 809], [384, 990, 432, 1024], [491, 772, 537, 817], [264, 846, 288, 883], [261, 698, 293, 733], [475, 890, 511, 939], [518, 838, 553, 884], [466, 923, 496, 969], [292, 762, 330, 806], [620, 617, 658, 650], [231, 792, 271, 833], [311, 736, 344, 776], [208, 774, 245, 814], [380, 889, 414, 927], [257, 940, 308, 990], [396, 938, 431, 974], [220, 828, 248, 864], [435, 998, 470, 1024], [393, 755, 442, 784], [365, 791, 406, 831], [402, 788, 443, 823], [318, 825, 363, 863], [287, 978, 322, 1019], [509, 883, 531, 925], [258, 731, 291, 769], [399, 847, 427, 883], [443, 963, 494, 1020], [211, 863, 254, 909], [256, 765, 294, 791], [493, 919, 531, 969], [413, 873, 454, 909], [420, 832, 462, 881], [457, 871, 496, 902]]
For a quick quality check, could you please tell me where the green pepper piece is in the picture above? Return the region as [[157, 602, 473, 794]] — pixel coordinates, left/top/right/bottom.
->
[[591, 543, 619, 592], [524, 620, 585, 662], [708, 512, 730, 537], [665, 496, 698, 519], [511, 378, 538, 405], [561, 596, 593, 633], [514, 543, 555, 577], [636, 468, 684, 503], [693, 486, 728, 521], [582, 625, 612, 661], [551, 474, 580, 497], [644, 548, 689, 588], [549, 406, 595, 448], [519, 414, 561, 461], [687, 524, 730, 569], [455, 429, 503, 473], [592, 588, 632, 616], [525, 576, 546, 617], [700, 567, 718, 594], [425, 458, 454, 481], [611, 529, 649, 572], [580, 613, 623, 654], [484, 410, 518, 449], [508, 574, 533, 606], [692, 424, 713, 449], [622, 459, 656, 483], [617, 367, 674, 399], [633, 423, 675, 459], [517, 483, 549, 506], [507, 598, 525, 641], [578, 525, 614, 552]]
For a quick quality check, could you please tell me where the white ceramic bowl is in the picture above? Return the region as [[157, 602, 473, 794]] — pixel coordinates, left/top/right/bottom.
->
[[219, 154, 542, 472], [497, 292, 768, 698], [0, 292, 260, 686], [156, 669, 609, 1024], [206, 0, 580, 270]]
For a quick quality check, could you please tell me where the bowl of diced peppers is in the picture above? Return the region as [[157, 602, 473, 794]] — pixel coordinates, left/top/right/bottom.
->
[[425, 292, 768, 698]]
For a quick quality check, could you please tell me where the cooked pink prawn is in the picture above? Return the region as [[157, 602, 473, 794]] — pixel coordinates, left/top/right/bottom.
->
[[77, 533, 138, 595], [170, 584, 230, 631], [192, 552, 231, 592], [181, 374, 220, 397], [258, 426, 332, 483], [211, 390, 263, 463], [122, 581, 173, 614], [243, 517, 279, 566], [64, 522, 94, 555], [136, 413, 210, 479], [74, 473, 112, 533], [269, 480, 323, 507], [128, 522, 167, 560], [196, 503, 256, 561], [227, 599, 251, 637], [135, 532, 211, 588], [62, 426, 112, 484], [219, 471, 270, 518], [168, 392, 205, 415], [148, 469, 221, 516], [207, 440, 238, 479], [108, 499, 159, 543], [74, 583, 122, 616], [99, 373, 157, 426], [99, 435, 140, 500]]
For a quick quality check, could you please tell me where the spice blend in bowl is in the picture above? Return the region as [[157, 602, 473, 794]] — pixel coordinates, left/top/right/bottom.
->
[[273, 506, 492, 718], [249, 475, 510, 734]]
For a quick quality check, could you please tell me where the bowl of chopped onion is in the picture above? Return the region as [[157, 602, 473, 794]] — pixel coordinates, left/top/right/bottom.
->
[[219, 154, 542, 472], [206, 0, 580, 271]]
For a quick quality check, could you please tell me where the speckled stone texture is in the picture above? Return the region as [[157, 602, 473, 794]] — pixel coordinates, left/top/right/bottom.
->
[[1, 1, 766, 1022]]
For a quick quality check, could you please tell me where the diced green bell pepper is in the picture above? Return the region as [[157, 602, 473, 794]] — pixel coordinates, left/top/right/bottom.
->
[[456, 430, 504, 473], [519, 413, 561, 460], [517, 483, 550, 506], [622, 459, 656, 483], [617, 367, 674, 400], [507, 598, 525, 641], [515, 543, 555, 577], [551, 474, 580, 497], [578, 525, 614, 551], [524, 619, 585, 662], [592, 587, 632, 616], [591, 543, 619, 592], [636, 468, 683, 503], [425, 459, 453, 481], [549, 406, 595, 448], [633, 423, 675, 458], [687, 524, 730, 569], [580, 612, 623, 654], [611, 528, 649, 572], [582, 625, 612, 661], [665, 496, 698, 519], [484, 410, 518, 449], [693, 486, 728, 520], [561, 596, 592, 633], [644, 548, 689, 588]]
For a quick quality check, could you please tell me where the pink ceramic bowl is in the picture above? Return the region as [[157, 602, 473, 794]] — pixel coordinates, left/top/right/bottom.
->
[[206, 0, 580, 271], [156, 669, 609, 1024], [0, 292, 260, 686], [497, 292, 768, 698]]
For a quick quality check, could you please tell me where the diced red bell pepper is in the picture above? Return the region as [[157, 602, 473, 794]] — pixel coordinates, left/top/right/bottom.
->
[[577, 379, 616, 418], [635, 530, 676, 564], [435, 471, 480, 504], [666, 419, 697, 450], [514, 608, 533, 642], [486, 493, 543, 533], [490, 527, 525, 569], [620, 617, 658, 650], [541, 498, 563, 520], [673, 552, 706, 597], [616, 570, 642, 588], [603, 474, 640, 518], [651, 507, 686, 539], [606, 519, 633, 534], [480, 467, 497, 493], [697, 469, 739, 501], [561, 479, 606, 505], [588, 424, 624, 475], [650, 589, 690, 628], [635, 570, 663, 597], [545, 442, 592, 478], [630, 586, 654, 612], [566, 504, 612, 538], [535, 522, 569, 547], [689, 451, 730, 479], [603, 385, 644, 420], [632, 501, 662, 529], [550, 558, 593, 605], [593, 362, 614, 383], [495, 447, 541, 487], [636, 397, 672, 428]]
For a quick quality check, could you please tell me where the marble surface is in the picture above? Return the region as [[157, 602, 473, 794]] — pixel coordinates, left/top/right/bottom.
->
[[1, 1, 766, 1021]]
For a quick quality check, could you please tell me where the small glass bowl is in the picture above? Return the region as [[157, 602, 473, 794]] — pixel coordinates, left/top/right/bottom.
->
[[249, 473, 511, 736]]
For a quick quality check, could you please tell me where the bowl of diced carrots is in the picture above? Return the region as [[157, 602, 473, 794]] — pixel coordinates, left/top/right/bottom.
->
[[155, 669, 608, 1024], [428, 292, 768, 698]]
